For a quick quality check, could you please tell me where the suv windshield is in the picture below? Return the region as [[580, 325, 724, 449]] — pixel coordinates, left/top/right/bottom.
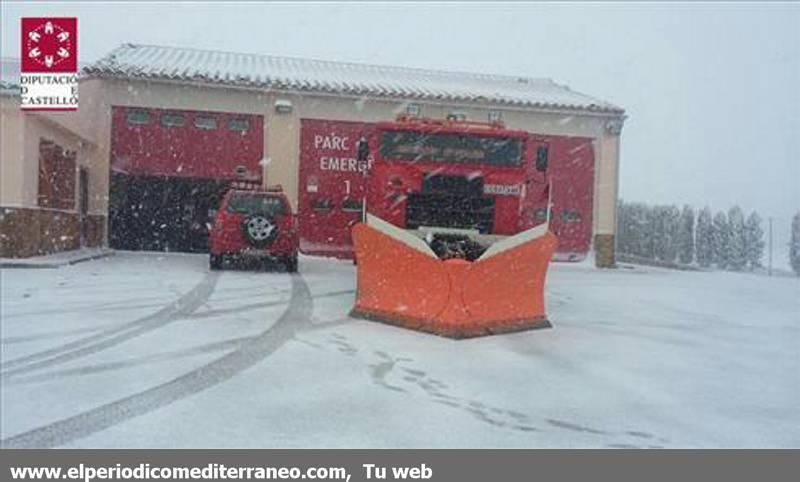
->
[[227, 193, 287, 216]]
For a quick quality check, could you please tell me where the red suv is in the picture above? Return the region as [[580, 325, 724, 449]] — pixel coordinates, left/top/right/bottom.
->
[[209, 188, 299, 271]]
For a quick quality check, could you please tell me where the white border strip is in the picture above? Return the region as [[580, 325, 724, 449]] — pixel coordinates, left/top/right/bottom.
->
[[478, 222, 549, 261], [365, 213, 438, 259]]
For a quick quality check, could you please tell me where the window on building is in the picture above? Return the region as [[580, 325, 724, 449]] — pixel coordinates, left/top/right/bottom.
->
[[311, 198, 334, 212], [227, 118, 250, 132], [38, 139, 76, 210], [341, 198, 363, 212], [194, 115, 218, 130], [126, 109, 151, 125], [560, 210, 583, 223], [534, 207, 554, 222], [160, 112, 185, 128]]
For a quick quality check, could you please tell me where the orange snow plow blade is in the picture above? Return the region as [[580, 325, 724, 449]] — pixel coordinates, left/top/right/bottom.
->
[[351, 215, 558, 338]]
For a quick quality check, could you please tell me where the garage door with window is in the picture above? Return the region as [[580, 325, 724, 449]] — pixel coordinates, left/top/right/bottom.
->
[[109, 106, 265, 252]]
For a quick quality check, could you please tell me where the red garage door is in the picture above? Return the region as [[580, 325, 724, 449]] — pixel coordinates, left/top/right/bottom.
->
[[544, 136, 595, 261], [111, 106, 264, 181], [298, 119, 375, 258], [109, 107, 265, 253]]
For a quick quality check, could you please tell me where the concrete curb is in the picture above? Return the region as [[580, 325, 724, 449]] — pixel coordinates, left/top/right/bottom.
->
[[0, 249, 115, 269], [616, 254, 702, 272]]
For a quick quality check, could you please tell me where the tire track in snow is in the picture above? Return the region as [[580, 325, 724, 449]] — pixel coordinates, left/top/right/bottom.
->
[[1, 273, 312, 449], [1, 272, 221, 378], [187, 288, 353, 320], [1, 322, 128, 345], [8, 290, 356, 385], [6, 336, 252, 385]]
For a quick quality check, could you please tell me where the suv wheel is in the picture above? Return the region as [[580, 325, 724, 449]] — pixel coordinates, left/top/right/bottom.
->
[[242, 215, 279, 247], [209, 254, 223, 270], [285, 254, 298, 273]]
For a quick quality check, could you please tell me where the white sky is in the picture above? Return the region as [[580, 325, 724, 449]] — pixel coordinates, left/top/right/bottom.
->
[[2, 1, 798, 265]]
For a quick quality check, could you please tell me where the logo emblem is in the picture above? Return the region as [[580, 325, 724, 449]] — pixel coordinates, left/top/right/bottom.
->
[[21, 18, 77, 73], [20, 17, 79, 110]]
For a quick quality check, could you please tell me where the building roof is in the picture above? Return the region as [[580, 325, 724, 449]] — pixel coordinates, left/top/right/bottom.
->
[[0, 81, 18, 97], [1, 58, 92, 97], [1, 58, 21, 96], [84, 44, 624, 115]]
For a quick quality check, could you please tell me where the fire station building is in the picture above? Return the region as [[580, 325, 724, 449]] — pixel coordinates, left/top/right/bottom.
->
[[0, 44, 625, 266]]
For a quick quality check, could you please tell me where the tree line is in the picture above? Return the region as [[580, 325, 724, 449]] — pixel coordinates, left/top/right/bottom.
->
[[618, 201, 800, 276]]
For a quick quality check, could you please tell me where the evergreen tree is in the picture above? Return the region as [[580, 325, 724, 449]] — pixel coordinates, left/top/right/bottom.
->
[[641, 203, 657, 260], [791, 212, 800, 276], [712, 211, 729, 269], [727, 206, 747, 271], [696, 207, 714, 268], [617, 200, 633, 256], [637, 203, 653, 258], [652, 205, 668, 261], [678, 205, 695, 265], [743, 211, 765, 271]]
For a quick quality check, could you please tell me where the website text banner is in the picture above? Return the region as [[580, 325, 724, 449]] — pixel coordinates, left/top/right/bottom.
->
[[2, 450, 798, 482]]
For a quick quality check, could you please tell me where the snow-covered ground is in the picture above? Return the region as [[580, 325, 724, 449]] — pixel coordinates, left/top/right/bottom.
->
[[1, 252, 798, 448]]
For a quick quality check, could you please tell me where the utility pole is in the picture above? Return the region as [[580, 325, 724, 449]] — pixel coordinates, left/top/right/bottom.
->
[[768, 217, 773, 277]]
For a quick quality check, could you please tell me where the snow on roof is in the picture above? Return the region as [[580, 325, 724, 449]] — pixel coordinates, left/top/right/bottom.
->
[[84, 44, 624, 115], [0, 81, 18, 97], [1, 58, 21, 96]]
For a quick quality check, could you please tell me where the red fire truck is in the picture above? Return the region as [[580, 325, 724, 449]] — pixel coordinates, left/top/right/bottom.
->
[[298, 117, 594, 261], [349, 115, 561, 337], [361, 115, 552, 258]]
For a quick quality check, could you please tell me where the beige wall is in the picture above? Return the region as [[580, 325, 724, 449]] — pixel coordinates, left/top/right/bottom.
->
[[41, 79, 114, 216], [1, 95, 97, 213], [37, 76, 623, 253], [1, 96, 25, 206], [24, 115, 92, 210], [595, 134, 621, 235]]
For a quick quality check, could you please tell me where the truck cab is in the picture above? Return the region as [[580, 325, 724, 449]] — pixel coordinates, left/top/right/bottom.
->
[[362, 115, 550, 259]]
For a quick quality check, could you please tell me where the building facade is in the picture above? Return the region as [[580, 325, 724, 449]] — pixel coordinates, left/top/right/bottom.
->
[[1, 78, 105, 258], [0, 44, 625, 266]]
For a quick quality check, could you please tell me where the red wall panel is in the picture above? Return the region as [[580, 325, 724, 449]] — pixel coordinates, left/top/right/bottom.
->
[[298, 119, 374, 257], [111, 107, 264, 181], [539, 135, 595, 259]]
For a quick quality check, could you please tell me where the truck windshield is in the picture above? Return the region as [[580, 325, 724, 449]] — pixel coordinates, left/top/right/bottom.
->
[[227, 193, 287, 216], [379, 130, 523, 166]]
